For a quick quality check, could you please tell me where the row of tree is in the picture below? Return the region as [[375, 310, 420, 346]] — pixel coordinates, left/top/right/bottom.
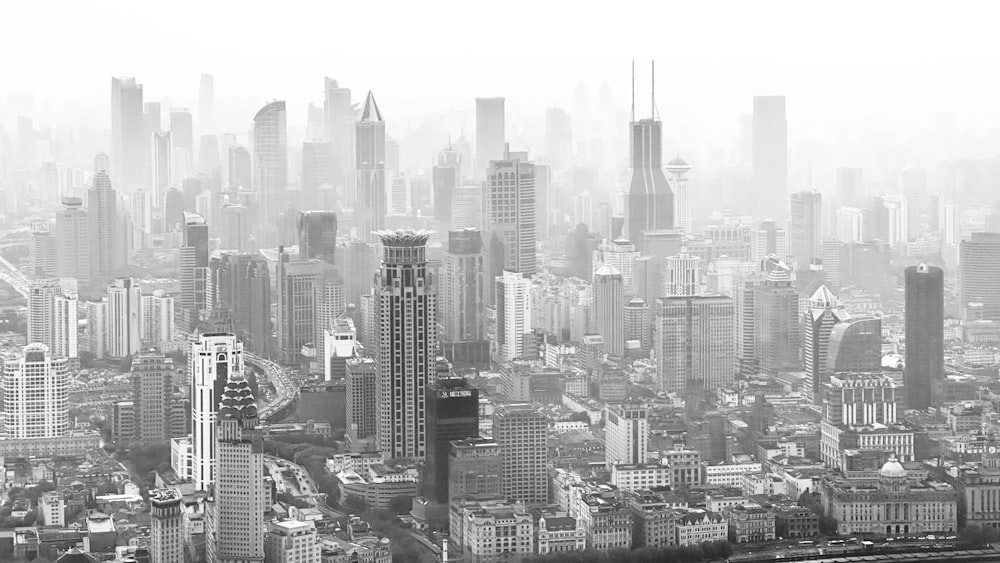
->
[[524, 541, 734, 563]]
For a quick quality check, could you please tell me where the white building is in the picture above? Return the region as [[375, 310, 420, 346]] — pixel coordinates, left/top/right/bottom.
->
[[107, 278, 142, 358], [593, 265, 624, 357], [39, 491, 65, 527], [27, 279, 78, 361], [190, 333, 243, 491], [610, 464, 671, 491], [141, 289, 175, 346], [655, 295, 736, 393], [704, 462, 764, 488], [2, 344, 69, 439], [264, 519, 319, 563], [604, 404, 648, 470], [496, 270, 531, 361], [675, 510, 728, 546], [665, 253, 701, 296], [837, 206, 864, 244]]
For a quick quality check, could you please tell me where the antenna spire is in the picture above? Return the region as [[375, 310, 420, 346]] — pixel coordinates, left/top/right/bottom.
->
[[630, 60, 635, 122], [651, 60, 655, 119]]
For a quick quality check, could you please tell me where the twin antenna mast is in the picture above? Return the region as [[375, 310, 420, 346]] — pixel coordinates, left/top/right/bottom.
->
[[631, 59, 659, 122]]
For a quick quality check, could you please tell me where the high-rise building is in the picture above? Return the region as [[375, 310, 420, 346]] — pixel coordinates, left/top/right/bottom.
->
[[346, 356, 378, 451], [836, 167, 864, 207], [152, 131, 172, 202], [494, 403, 548, 504], [275, 252, 331, 364], [594, 265, 624, 357], [904, 264, 944, 410], [324, 317, 357, 382], [107, 278, 141, 359], [314, 270, 346, 368], [29, 222, 56, 279], [604, 404, 649, 470], [749, 220, 788, 264], [205, 377, 265, 563], [475, 97, 505, 180], [228, 145, 252, 189], [264, 520, 319, 563], [624, 298, 651, 351], [960, 233, 1000, 320], [375, 230, 437, 459], [215, 252, 271, 356], [356, 91, 386, 242], [170, 108, 194, 180], [753, 266, 800, 374], [790, 190, 822, 269], [655, 295, 736, 393], [180, 212, 210, 329], [451, 185, 483, 231], [942, 203, 960, 247], [141, 290, 175, 347], [130, 351, 173, 444], [594, 239, 639, 295], [84, 300, 108, 360], [324, 77, 353, 195], [826, 316, 882, 376], [442, 228, 486, 343], [544, 106, 572, 172], [802, 285, 849, 404], [27, 279, 77, 361], [149, 488, 183, 563], [2, 343, 69, 439], [253, 100, 288, 228], [111, 77, 146, 189], [449, 437, 503, 502], [666, 156, 692, 234], [298, 211, 338, 264], [495, 270, 531, 362], [665, 253, 701, 296], [89, 170, 120, 277], [751, 96, 788, 223], [55, 197, 90, 282], [485, 153, 536, 291], [823, 372, 898, 427], [302, 141, 334, 201], [425, 378, 480, 504], [190, 332, 243, 491], [434, 143, 462, 224], [624, 72, 673, 251]]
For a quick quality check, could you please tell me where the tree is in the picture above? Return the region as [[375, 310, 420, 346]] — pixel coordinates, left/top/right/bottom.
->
[[959, 525, 1000, 548], [388, 495, 413, 515]]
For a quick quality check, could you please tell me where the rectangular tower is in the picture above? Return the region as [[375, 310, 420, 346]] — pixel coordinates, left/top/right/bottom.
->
[[425, 378, 480, 504], [493, 403, 548, 504], [190, 333, 243, 491], [904, 264, 944, 410]]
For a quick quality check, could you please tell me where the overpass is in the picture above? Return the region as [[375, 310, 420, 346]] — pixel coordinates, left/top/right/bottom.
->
[[246, 353, 299, 423], [0, 253, 29, 298]]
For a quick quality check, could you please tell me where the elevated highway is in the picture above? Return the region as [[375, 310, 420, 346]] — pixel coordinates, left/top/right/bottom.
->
[[246, 353, 298, 423]]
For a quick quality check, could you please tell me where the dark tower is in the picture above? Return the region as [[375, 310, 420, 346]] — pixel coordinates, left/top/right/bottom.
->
[[904, 264, 944, 410], [298, 211, 338, 264], [424, 378, 479, 504]]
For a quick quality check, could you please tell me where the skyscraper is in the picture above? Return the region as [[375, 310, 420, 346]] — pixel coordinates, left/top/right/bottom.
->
[[664, 253, 701, 296], [433, 143, 462, 224], [88, 170, 120, 277], [604, 404, 649, 470], [959, 232, 1000, 320], [190, 332, 243, 491], [666, 156, 692, 234], [152, 130, 172, 202], [451, 185, 483, 231], [205, 377, 265, 562], [544, 106, 572, 172], [29, 222, 56, 279], [790, 190, 822, 269], [750, 220, 788, 264], [751, 95, 788, 223], [130, 350, 173, 444], [442, 228, 486, 343], [753, 266, 800, 374], [904, 264, 944, 410], [802, 285, 848, 404], [594, 265, 625, 357], [475, 97, 505, 180], [624, 297, 651, 351], [27, 279, 78, 362], [180, 212, 210, 329], [275, 252, 331, 364], [324, 77, 353, 194], [594, 238, 639, 295], [228, 145, 252, 189], [375, 230, 437, 460], [624, 74, 673, 251], [495, 270, 531, 362], [655, 295, 736, 393], [356, 92, 386, 242], [298, 211, 338, 264], [198, 73, 214, 130], [141, 290, 175, 347], [485, 153, 536, 293], [107, 278, 142, 359], [826, 316, 882, 377], [346, 356, 378, 452], [425, 378, 480, 504], [55, 197, 90, 282], [149, 488, 184, 563], [252, 100, 288, 229], [313, 268, 346, 368], [214, 252, 272, 356], [2, 344, 69, 439], [449, 437, 503, 502], [111, 77, 146, 189], [494, 403, 548, 504]]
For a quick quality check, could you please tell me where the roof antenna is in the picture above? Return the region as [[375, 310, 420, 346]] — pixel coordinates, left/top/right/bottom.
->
[[651, 59, 657, 120], [630, 60, 635, 122]]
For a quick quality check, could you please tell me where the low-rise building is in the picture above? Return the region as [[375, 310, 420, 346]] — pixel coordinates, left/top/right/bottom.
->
[[462, 503, 534, 563], [337, 464, 418, 511], [705, 462, 763, 488], [742, 472, 788, 497], [675, 510, 727, 546], [723, 504, 776, 543], [660, 449, 704, 487], [576, 492, 632, 550], [628, 490, 676, 549], [610, 464, 671, 491], [265, 519, 319, 563], [535, 514, 586, 555], [774, 507, 819, 539]]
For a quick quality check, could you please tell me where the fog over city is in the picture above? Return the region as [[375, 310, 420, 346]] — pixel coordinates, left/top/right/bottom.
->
[[1, 2, 1000, 562]]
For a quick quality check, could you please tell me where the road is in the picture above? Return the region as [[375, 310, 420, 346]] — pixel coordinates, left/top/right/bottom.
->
[[0, 252, 30, 298], [246, 353, 298, 423]]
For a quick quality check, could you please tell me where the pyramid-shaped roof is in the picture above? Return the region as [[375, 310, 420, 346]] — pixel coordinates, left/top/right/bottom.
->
[[360, 90, 382, 122]]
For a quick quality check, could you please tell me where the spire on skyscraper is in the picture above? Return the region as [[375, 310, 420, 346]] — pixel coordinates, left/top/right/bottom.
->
[[361, 90, 382, 122]]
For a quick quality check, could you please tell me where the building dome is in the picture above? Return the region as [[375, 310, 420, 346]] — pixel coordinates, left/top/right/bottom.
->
[[879, 456, 907, 478]]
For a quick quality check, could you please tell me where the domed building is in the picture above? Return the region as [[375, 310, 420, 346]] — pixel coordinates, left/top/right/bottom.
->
[[822, 455, 957, 536]]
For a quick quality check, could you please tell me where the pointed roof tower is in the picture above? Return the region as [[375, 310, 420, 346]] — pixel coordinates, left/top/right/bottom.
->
[[361, 90, 382, 122]]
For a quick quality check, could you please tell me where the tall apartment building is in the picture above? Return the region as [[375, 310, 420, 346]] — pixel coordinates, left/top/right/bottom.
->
[[55, 196, 91, 282], [494, 404, 548, 504], [594, 266, 624, 357], [495, 270, 531, 361], [190, 333, 243, 491], [604, 404, 649, 470], [2, 344, 69, 439], [130, 351, 173, 444], [27, 278, 78, 361], [88, 170, 121, 277], [107, 278, 142, 359], [141, 290, 175, 347], [442, 228, 486, 343], [655, 295, 736, 393]]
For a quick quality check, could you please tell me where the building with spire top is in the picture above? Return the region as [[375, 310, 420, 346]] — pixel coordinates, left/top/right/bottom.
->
[[357, 91, 386, 242]]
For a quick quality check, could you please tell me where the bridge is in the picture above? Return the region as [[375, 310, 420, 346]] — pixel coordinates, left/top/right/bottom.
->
[[246, 353, 299, 423], [0, 253, 29, 298]]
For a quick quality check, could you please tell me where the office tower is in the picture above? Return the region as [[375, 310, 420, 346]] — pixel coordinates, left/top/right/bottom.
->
[[253, 100, 288, 226], [324, 318, 357, 381], [753, 266, 800, 374], [594, 238, 639, 295], [749, 220, 788, 264], [433, 143, 462, 223], [84, 300, 108, 360], [190, 333, 243, 491], [802, 285, 848, 404], [130, 351, 173, 444], [205, 378, 265, 563], [152, 131, 172, 201], [826, 316, 882, 376], [442, 228, 486, 343], [836, 207, 864, 244], [823, 372, 898, 427], [275, 251, 328, 364], [389, 175, 408, 215], [425, 378, 480, 504], [485, 153, 536, 293], [298, 211, 338, 264], [179, 212, 210, 329], [302, 140, 334, 197], [624, 103, 673, 250], [544, 106, 572, 172], [111, 77, 146, 189], [665, 253, 700, 296], [264, 520, 319, 563], [55, 197, 91, 282], [197, 72, 214, 126], [169, 108, 194, 180], [314, 269, 346, 367], [594, 266, 625, 357], [904, 264, 944, 410], [149, 489, 184, 563], [655, 295, 736, 393], [107, 278, 141, 359], [494, 404, 548, 504], [375, 230, 437, 459], [29, 222, 56, 278], [343, 240, 378, 308], [228, 145, 252, 188], [941, 203, 960, 246], [605, 404, 649, 469], [27, 279, 77, 363], [89, 170, 120, 277], [534, 163, 552, 238], [215, 252, 271, 356], [449, 438, 503, 501], [666, 156, 692, 234], [495, 270, 531, 361], [346, 357, 378, 451], [882, 195, 909, 246], [960, 233, 1000, 320], [451, 185, 483, 230], [141, 290, 175, 346], [2, 343, 69, 439], [356, 91, 386, 242], [475, 97, 505, 180], [219, 203, 249, 251], [751, 95, 788, 222], [790, 190, 822, 268], [624, 297, 651, 350], [324, 77, 353, 192]]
